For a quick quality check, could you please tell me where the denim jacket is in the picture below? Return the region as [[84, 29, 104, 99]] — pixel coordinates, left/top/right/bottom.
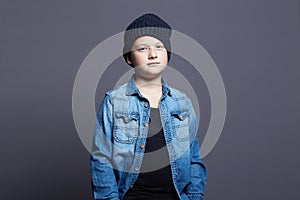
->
[[90, 75, 207, 200]]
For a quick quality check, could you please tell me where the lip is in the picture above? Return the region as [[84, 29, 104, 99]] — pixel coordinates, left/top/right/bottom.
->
[[147, 62, 160, 66]]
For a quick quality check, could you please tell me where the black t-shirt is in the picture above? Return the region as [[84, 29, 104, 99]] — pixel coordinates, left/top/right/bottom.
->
[[124, 107, 179, 200]]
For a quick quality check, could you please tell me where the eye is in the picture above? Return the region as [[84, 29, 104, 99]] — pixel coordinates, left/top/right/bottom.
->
[[137, 47, 148, 52], [155, 45, 165, 50]]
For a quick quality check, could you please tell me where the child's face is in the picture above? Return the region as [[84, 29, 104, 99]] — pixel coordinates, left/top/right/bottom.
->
[[127, 36, 168, 80]]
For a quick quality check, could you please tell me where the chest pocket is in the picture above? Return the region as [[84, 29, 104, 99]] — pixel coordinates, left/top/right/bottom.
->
[[170, 110, 190, 141], [113, 112, 139, 144]]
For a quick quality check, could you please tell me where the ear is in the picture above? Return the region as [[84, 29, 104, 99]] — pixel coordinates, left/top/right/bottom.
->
[[126, 54, 132, 65]]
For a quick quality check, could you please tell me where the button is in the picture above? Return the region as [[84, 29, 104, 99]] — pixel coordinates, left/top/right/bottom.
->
[[143, 122, 148, 127], [124, 116, 129, 122], [144, 103, 149, 108], [134, 167, 139, 172], [179, 115, 183, 120], [130, 184, 134, 188], [139, 144, 145, 149]]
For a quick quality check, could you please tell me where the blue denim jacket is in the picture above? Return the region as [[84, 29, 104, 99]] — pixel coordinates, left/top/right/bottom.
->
[[90, 76, 207, 200]]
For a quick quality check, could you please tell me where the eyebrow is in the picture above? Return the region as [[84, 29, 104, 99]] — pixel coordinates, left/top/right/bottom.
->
[[134, 42, 164, 47]]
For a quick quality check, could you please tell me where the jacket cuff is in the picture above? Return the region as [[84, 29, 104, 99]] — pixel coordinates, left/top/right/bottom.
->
[[187, 193, 203, 200]]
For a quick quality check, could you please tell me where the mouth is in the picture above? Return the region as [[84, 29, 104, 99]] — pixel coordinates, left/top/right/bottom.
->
[[147, 62, 160, 66]]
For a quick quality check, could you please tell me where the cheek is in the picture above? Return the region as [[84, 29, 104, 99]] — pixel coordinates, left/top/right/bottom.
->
[[132, 55, 146, 66], [161, 52, 168, 63]]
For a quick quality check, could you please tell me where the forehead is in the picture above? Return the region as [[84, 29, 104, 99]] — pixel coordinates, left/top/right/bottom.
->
[[132, 36, 163, 46]]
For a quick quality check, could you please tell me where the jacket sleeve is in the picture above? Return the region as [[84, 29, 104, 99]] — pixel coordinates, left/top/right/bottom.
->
[[90, 93, 120, 200], [186, 97, 208, 200]]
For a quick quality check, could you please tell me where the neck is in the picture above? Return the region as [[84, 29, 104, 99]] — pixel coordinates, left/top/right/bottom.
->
[[133, 75, 163, 108], [134, 75, 162, 90]]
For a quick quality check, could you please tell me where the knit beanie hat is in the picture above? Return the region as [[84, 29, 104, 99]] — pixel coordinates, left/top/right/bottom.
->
[[123, 13, 172, 67]]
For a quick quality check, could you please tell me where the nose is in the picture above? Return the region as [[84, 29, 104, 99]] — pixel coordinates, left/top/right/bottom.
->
[[148, 47, 158, 59]]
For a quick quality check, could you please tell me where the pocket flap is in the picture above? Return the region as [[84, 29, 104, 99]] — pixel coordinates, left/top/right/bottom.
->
[[171, 110, 190, 121], [115, 112, 138, 123]]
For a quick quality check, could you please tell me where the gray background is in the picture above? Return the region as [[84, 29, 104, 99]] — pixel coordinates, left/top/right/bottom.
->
[[1, 0, 300, 199]]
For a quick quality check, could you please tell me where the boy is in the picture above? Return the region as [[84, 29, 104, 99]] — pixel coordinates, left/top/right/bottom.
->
[[90, 13, 207, 200]]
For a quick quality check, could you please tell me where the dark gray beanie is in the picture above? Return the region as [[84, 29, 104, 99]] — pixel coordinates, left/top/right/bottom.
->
[[123, 13, 172, 67]]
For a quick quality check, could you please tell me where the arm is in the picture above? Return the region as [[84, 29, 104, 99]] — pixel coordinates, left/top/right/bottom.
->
[[186, 98, 208, 200], [90, 94, 120, 200]]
